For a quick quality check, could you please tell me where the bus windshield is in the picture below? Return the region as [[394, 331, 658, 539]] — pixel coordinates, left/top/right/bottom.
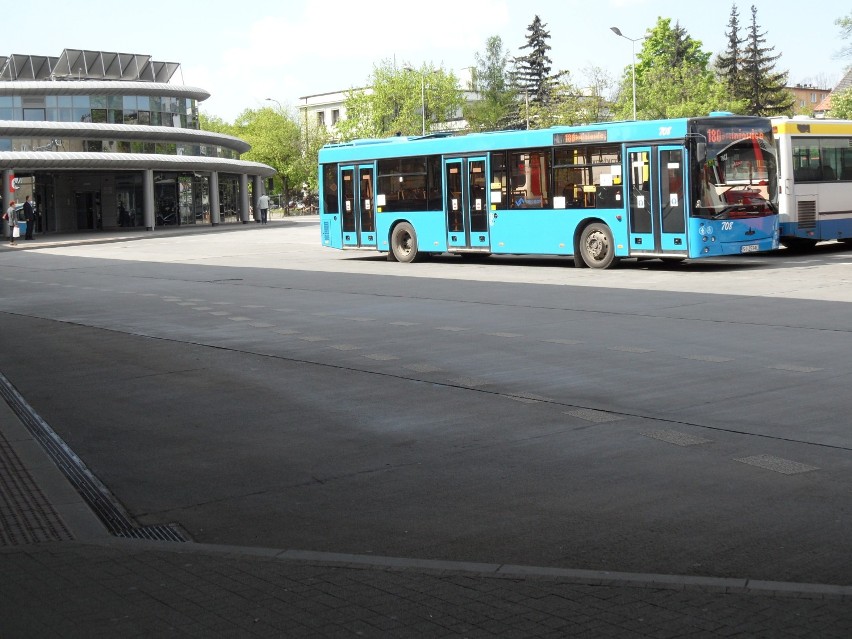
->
[[693, 129, 777, 219]]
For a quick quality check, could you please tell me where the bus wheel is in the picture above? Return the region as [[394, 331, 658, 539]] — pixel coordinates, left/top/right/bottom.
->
[[782, 238, 818, 252], [391, 222, 419, 263], [579, 223, 618, 269]]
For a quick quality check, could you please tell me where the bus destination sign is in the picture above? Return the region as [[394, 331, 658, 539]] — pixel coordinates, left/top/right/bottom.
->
[[553, 130, 608, 145], [705, 128, 766, 144]]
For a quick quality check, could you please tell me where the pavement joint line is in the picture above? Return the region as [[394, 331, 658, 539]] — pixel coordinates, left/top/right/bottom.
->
[[44, 538, 852, 600]]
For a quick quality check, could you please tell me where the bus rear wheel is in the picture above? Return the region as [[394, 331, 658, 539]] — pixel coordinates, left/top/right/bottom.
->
[[782, 237, 818, 252], [390, 222, 419, 263], [579, 222, 618, 269]]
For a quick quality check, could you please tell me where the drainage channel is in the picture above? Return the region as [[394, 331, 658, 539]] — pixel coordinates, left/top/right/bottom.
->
[[0, 372, 187, 543]]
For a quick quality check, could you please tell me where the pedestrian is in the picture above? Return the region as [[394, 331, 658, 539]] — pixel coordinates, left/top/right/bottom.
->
[[23, 195, 34, 239], [258, 193, 270, 224], [4, 200, 18, 245]]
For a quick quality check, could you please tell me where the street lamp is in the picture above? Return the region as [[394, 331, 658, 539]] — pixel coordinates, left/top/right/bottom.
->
[[610, 26, 642, 120], [265, 97, 282, 111]]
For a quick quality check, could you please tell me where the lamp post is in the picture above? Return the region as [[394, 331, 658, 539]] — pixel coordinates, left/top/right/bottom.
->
[[265, 97, 282, 111], [610, 27, 642, 120]]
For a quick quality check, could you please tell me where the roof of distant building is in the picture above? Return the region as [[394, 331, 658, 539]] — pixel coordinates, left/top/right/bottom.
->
[[0, 49, 180, 83], [816, 67, 852, 113]]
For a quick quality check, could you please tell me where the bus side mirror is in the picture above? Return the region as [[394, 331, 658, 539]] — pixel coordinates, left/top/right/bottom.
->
[[696, 142, 706, 163]]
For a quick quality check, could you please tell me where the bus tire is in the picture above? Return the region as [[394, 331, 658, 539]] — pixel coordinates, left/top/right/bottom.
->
[[579, 222, 619, 269], [782, 237, 818, 252], [390, 222, 419, 263]]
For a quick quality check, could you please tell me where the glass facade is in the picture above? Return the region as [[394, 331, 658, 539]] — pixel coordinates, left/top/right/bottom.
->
[[0, 94, 197, 128], [0, 136, 240, 159], [0, 61, 274, 234]]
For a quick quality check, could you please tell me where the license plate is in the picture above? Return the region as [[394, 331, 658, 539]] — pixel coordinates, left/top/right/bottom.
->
[[740, 244, 759, 253]]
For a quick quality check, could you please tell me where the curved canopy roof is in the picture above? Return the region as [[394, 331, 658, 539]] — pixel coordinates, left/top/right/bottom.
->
[[0, 152, 276, 177]]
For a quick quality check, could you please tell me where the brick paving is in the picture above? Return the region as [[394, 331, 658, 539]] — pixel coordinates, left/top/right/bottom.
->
[[2, 540, 851, 638], [1, 309, 851, 637]]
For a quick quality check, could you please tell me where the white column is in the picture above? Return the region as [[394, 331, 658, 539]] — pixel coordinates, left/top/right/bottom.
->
[[252, 175, 262, 223], [209, 172, 220, 226], [143, 170, 155, 231], [239, 174, 250, 224]]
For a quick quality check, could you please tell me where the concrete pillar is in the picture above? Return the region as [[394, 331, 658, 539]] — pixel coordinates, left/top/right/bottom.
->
[[143, 169, 155, 231], [2, 170, 11, 237], [239, 174, 250, 224], [252, 175, 262, 223], [209, 171, 220, 226], [2, 169, 13, 211]]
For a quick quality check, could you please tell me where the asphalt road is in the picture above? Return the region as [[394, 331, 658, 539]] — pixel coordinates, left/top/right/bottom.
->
[[1, 219, 850, 586]]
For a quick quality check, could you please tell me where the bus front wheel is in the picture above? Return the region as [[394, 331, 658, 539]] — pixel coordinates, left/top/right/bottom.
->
[[390, 222, 419, 263], [579, 223, 619, 269]]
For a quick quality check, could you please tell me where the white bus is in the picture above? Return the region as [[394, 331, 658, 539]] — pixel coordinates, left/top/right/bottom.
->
[[772, 117, 852, 250]]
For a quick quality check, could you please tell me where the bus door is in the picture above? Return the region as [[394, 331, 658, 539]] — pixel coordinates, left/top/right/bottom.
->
[[657, 147, 687, 254], [626, 146, 687, 256], [444, 157, 490, 250], [339, 164, 377, 248]]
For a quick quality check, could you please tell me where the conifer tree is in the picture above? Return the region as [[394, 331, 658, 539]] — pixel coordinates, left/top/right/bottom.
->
[[739, 5, 793, 115], [514, 15, 557, 106], [716, 3, 745, 96]]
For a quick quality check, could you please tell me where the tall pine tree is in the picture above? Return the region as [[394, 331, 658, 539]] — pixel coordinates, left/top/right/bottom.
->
[[738, 5, 793, 115], [715, 4, 792, 115], [716, 3, 744, 96], [514, 16, 557, 106]]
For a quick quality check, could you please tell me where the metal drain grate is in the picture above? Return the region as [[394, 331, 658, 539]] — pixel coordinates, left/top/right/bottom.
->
[[0, 372, 188, 543]]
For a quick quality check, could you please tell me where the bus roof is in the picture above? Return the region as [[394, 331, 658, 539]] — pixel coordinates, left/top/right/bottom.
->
[[319, 115, 768, 164], [772, 116, 852, 136]]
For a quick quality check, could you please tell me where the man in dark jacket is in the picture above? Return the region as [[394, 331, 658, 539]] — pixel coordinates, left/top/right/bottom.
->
[[23, 195, 34, 240]]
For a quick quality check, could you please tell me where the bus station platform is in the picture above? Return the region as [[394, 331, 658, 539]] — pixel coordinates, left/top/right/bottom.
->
[[1, 384, 850, 637]]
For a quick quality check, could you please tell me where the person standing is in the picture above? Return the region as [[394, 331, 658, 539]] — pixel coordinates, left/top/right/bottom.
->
[[258, 193, 270, 224], [5, 200, 17, 245], [23, 195, 34, 240]]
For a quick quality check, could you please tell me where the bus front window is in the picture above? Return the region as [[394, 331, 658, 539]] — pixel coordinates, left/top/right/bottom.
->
[[694, 136, 777, 219]]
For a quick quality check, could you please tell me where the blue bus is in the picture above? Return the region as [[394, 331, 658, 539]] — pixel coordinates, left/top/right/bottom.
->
[[318, 114, 779, 268]]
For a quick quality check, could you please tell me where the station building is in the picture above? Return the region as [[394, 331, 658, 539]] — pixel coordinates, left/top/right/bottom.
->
[[0, 49, 275, 233]]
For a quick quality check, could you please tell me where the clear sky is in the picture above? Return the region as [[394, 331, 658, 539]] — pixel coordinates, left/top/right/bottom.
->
[[4, 0, 849, 121]]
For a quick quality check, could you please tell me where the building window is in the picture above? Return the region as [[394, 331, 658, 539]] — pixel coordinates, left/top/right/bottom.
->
[[331, 109, 340, 125], [317, 111, 325, 126]]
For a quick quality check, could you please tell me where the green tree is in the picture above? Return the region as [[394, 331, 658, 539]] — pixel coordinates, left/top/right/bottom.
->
[[578, 66, 616, 124], [514, 15, 560, 107], [231, 106, 305, 194], [526, 72, 583, 127], [464, 35, 517, 132], [829, 87, 852, 118], [199, 113, 233, 135], [335, 60, 464, 141], [200, 105, 321, 198], [716, 3, 745, 97], [614, 17, 737, 120], [641, 64, 744, 119], [740, 5, 793, 115]]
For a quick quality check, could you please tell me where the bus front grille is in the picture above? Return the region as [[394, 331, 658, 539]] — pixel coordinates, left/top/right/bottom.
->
[[797, 200, 817, 229]]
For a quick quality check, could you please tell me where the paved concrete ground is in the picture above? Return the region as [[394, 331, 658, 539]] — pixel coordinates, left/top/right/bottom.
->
[[2, 219, 851, 636]]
